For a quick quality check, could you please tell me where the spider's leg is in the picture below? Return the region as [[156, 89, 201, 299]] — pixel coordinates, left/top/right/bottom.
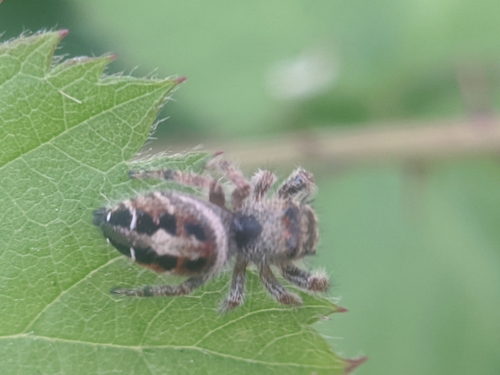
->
[[257, 263, 302, 305], [129, 169, 226, 208], [206, 156, 250, 209], [251, 170, 276, 201], [111, 276, 209, 297], [208, 180, 225, 208], [220, 255, 248, 312], [277, 168, 316, 203], [280, 264, 329, 292]]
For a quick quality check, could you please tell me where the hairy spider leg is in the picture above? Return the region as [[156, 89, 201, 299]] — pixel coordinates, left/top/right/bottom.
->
[[220, 255, 248, 312], [206, 156, 251, 209], [250, 170, 277, 201], [111, 276, 210, 297], [128, 169, 226, 208], [280, 264, 329, 292], [257, 263, 302, 306]]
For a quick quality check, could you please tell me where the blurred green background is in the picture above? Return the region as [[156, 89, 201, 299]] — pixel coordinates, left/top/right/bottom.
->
[[2, 1, 500, 374]]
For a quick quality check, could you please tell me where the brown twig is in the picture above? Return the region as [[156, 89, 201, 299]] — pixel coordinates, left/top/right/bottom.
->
[[151, 116, 500, 169]]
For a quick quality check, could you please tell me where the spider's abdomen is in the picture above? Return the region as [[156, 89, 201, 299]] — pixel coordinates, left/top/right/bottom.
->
[[93, 191, 232, 277]]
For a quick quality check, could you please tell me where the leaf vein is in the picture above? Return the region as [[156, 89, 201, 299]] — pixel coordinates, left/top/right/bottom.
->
[[0, 85, 166, 172], [22, 256, 122, 332], [0, 335, 338, 370]]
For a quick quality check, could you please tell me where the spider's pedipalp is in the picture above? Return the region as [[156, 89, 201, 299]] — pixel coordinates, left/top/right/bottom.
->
[[278, 168, 316, 202], [251, 170, 276, 201]]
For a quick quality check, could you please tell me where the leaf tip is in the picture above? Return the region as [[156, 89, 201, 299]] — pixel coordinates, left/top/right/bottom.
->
[[58, 29, 70, 39], [343, 356, 368, 374], [336, 305, 349, 313], [108, 54, 118, 62], [175, 76, 187, 84]]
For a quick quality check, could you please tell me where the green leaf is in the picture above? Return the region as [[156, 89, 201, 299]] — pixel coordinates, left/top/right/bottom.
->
[[0, 31, 353, 374]]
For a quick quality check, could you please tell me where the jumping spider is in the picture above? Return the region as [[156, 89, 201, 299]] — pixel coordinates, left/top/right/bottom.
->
[[93, 154, 328, 311]]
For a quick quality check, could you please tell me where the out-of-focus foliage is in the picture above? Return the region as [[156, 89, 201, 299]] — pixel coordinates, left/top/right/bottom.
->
[[316, 161, 500, 375], [2, 0, 499, 137]]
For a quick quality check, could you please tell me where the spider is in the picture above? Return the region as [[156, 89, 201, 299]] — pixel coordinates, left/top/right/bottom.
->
[[93, 154, 329, 311]]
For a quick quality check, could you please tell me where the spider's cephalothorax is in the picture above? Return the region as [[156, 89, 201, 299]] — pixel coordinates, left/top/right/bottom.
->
[[93, 155, 329, 311]]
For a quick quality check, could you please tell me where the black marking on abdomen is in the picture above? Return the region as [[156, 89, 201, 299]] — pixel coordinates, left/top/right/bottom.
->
[[108, 238, 133, 257], [159, 212, 177, 235], [108, 208, 132, 228], [136, 210, 159, 235], [134, 246, 178, 271], [185, 222, 207, 241], [184, 258, 207, 272], [105, 236, 177, 272], [156, 254, 178, 271], [233, 214, 262, 250]]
